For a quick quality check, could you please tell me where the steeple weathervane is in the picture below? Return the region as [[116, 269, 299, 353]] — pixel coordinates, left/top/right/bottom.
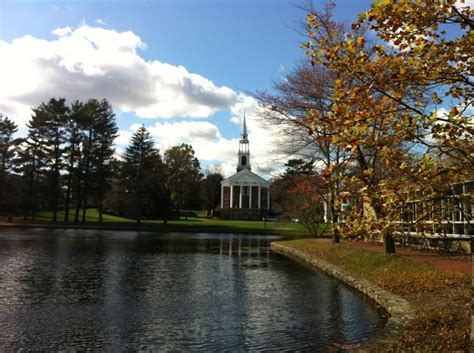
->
[[237, 112, 250, 171]]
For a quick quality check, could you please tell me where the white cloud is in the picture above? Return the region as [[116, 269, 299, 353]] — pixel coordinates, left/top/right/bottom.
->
[[0, 25, 288, 176], [116, 95, 286, 177], [0, 24, 238, 126], [51, 26, 72, 37], [95, 19, 106, 26]]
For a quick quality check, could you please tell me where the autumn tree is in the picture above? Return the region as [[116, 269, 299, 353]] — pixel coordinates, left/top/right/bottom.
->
[[272, 161, 327, 238], [256, 8, 355, 243], [355, 0, 473, 171], [303, 1, 473, 253]]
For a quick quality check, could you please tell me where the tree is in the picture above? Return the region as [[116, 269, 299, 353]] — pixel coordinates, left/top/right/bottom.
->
[[88, 100, 118, 223], [29, 98, 69, 222], [256, 6, 358, 244], [0, 114, 19, 212], [16, 126, 48, 220], [200, 168, 224, 217], [271, 160, 328, 238], [63, 101, 86, 222], [72, 99, 118, 223], [122, 125, 162, 224], [303, 1, 473, 253], [163, 144, 202, 218]]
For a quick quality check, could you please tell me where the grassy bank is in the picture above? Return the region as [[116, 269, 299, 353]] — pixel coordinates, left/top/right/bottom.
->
[[275, 239, 471, 351], [1, 209, 312, 237]]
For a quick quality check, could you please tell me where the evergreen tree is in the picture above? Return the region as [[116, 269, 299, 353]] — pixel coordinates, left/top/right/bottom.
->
[[63, 101, 86, 222], [16, 127, 47, 220], [0, 114, 19, 211], [29, 98, 69, 222], [74, 99, 118, 223], [90, 99, 118, 223], [123, 125, 161, 224]]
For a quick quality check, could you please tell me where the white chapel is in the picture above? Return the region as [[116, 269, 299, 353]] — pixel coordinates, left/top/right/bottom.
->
[[219, 115, 270, 220]]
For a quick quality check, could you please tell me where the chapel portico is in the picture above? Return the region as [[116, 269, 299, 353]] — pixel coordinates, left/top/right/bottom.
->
[[219, 115, 270, 220]]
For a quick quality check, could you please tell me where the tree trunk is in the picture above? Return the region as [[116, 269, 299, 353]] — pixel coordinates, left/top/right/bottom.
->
[[82, 191, 88, 222], [383, 234, 396, 254], [330, 186, 340, 244], [136, 190, 142, 226], [98, 198, 103, 223], [52, 171, 59, 223], [74, 191, 81, 223], [64, 152, 75, 222], [332, 226, 340, 244], [82, 130, 92, 223], [331, 212, 340, 243], [64, 173, 72, 222]]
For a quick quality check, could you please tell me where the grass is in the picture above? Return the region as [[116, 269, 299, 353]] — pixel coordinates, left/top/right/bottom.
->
[[36, 209, 134, 223], [14, 208, 312, 237], [276, 239, 471, 351]]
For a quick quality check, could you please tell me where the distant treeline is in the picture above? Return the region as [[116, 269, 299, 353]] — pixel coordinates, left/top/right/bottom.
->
[[0, 98, 223, 224]]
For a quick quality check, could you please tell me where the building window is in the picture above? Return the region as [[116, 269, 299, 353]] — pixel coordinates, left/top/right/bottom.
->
[[241, 155, 247, 166], [243, 186, 249, 195]]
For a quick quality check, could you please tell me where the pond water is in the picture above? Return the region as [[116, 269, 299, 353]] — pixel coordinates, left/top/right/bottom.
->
[[0, 229, 386, 351]]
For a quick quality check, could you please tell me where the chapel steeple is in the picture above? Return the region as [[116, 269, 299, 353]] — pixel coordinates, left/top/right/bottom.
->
[[237, 113, 250, 172]]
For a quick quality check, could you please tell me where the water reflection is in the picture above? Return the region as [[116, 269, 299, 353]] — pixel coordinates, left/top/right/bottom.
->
[[0, 230, 386, 351]]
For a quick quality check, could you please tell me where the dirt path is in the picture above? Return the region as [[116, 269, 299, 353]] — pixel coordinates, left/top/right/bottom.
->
[[345, 240, 471, 274]]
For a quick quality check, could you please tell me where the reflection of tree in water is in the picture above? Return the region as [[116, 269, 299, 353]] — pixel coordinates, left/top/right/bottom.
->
[[0, 231, 385, 351]]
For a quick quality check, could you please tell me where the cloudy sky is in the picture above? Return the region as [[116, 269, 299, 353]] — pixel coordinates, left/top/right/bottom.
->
[[0, 0, 387, 176]]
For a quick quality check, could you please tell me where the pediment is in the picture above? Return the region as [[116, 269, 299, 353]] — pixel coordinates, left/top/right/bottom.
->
[[222, 169, 269, 186]]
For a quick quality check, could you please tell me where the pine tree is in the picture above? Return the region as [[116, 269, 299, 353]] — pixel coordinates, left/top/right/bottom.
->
[[29, 98, 69, 222], [16, 127, 47, 220], [64, 101, 86, 222], [90, 99, 118, 223], [74, 99, 118, 223], [123, 125, 161, 224], [0, 114, 19, 211]]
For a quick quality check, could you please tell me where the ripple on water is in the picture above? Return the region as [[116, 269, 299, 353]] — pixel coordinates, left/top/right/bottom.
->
[[0, 231, 386, 351]]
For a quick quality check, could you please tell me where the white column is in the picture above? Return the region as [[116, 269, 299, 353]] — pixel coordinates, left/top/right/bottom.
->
[[249, 185, 253, 209], [230, 185, 233, 208], [267, 186, 270, 209], [221, 185, 224, 208], [239, 185, 242, 208], [258, 185, 261, 208]]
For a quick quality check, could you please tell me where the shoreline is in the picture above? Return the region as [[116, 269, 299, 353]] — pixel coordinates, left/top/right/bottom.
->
[[0, 221, 296, 236], [271, 242, 414, 351]]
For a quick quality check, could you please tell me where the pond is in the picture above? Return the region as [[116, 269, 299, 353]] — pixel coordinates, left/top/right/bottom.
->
[[0, 229, 386, 351]]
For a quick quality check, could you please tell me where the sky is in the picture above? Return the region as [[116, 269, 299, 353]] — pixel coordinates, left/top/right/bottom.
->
[[1, 0, 458, 177]]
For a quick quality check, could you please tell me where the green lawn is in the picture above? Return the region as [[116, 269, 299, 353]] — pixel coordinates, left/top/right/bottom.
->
[[36, 209, 134, 223], [29, 209, 312, 237]]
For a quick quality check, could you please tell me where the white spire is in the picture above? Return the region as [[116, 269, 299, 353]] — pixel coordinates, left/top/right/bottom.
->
[[242, 111, 248, 139], [237, 111, 250, 171]]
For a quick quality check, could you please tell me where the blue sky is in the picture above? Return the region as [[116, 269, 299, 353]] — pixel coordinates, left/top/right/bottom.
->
[[0, 0, 374, 176]]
